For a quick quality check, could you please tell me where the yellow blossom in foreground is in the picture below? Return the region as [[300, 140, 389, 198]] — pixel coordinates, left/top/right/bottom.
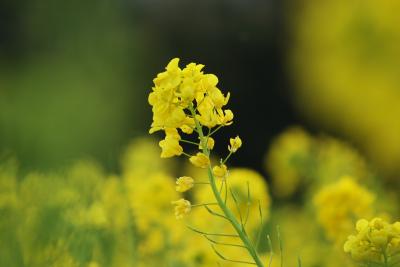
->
[[313, 176, 375, 243], [175, 176, 194, 192], [199, 137, 215, 150], [228, 136, 242, 153], [220, 109, 234, 125], [189, 153, 210, 168], [149, 58, 233, 158], [344, 218, 400, 265], [171, 198, 191, 219], [212, 164, 228, 180], [159, 128, 183, 158]]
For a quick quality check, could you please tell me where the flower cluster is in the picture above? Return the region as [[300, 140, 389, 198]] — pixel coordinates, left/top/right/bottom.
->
[[149, 58, 242, 220], [148, 59, 268, 267], [148, 58, 233, 158], [313, 176, 375, 242], [344, 218, 400, 265], [265, 127, 372, 199]]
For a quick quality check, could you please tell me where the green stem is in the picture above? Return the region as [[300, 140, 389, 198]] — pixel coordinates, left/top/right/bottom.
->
[[209, 124, 224, 136], [189, 104, 264, 267], [180, 139, 199, 146], [383, 250, 388, 267], [192, 203, 218, 207], [222, 151, 233, 165]]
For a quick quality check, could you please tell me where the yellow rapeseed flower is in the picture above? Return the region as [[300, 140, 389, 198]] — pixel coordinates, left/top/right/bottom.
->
[[228, 136, 242, 153], [313, 176, 375, 243], [159, 136, 183, 158], [189, 153, 210, 168], [158, 128, 183, 158], [171, 198, 191, 219], [147, 59, 270, 265], [212, 164, 228, 180], [264, 127, 313, 198], [344, 217, 400, 264], [175, 176, 194, 192], [220, 109, 234, 125], [199, 137, 215, 150], [149, 58, 233, 158]]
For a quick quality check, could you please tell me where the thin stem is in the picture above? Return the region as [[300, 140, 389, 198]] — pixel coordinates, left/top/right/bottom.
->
[[182, 151, 192, 158], [193, 97, 206, 112], [188, 104, 264, 267], [222, 151, 233, 164], [277, 226, 283, 267], [180, 139, 199, 146], [256, 200, 263, 250], [203, 205, 230, 221], [267, 235, 273, 267], [384, 250, 389, 267], [244, 181, 251, 227], [230, 187, 244, 229], [204, 235, 247, 248], [219, 180, 224, 194], [211, 245, 257, 265], [191, 203, 218, 207], [224, 178, 228, 204], [209, 124, 224, 136], [186, 225, 239, 237]]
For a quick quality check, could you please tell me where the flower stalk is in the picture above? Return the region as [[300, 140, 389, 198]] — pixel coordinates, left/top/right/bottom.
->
[[149, 58, 265, 266], [189, 105, 264, 267]]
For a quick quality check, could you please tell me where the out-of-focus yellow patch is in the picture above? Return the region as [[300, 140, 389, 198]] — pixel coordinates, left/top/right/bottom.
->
[[289, 0, 400, 177]]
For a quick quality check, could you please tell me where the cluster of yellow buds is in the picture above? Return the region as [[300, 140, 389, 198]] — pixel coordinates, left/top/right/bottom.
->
[[313, 176, 375, 242], [344, 218, 400, 265], [149, 58, 242, 220], [149, 58, 233, 156]]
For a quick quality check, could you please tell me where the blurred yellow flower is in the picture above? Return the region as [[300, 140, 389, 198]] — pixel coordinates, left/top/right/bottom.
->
[[120, 137, 172, 179], [290, 0, 400, 177], [344, 217, 400, 265], [172, 198, 191, 219], [175, 176, 194, 192], [314, 136, 369, 186], [265, 127, 313, 198], [125, 172, 178, 232], [313, 176, 375, 243]]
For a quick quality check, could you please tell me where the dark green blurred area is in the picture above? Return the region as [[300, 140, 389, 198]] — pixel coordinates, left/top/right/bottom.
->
[[0, 0, 154, 171], [0, 0, 293, 173]]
